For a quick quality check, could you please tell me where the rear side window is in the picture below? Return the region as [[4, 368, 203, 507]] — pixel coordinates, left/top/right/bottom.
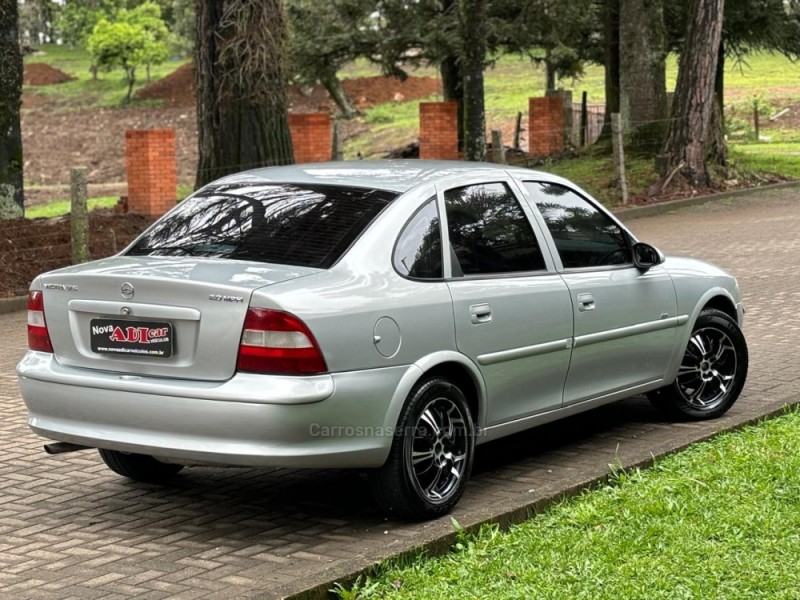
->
[[127, 183, 397, 269], [394, 197, 442, 279], [444, 182, 546, 276]]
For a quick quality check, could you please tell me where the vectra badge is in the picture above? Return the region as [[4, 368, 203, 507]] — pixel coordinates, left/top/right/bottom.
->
[[43, 283, 78, 291], [120, 282, 135, 299]]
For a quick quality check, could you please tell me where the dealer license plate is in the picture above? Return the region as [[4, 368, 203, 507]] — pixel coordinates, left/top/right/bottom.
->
[[90, 319, 173, 358]]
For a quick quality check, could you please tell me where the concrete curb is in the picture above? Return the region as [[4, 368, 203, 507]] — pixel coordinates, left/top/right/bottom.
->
[[276, 395, 800, 600], [0, 295, 27, 315], [614, 180, 800, 221]]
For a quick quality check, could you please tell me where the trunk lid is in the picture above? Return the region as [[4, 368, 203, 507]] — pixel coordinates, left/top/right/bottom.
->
[[36, 256, 320, 381]]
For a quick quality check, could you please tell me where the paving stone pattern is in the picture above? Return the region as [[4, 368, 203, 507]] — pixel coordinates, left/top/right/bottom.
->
[[1, 188, 798, 599]]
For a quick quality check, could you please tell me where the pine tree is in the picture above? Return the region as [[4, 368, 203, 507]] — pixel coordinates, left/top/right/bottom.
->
[[0, 0, 23, 214], [195, 0, 293, 188], [664, 0, 725, 187]]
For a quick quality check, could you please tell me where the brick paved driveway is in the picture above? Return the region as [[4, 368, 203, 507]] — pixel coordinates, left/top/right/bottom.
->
[[2, 188, 798, 599]]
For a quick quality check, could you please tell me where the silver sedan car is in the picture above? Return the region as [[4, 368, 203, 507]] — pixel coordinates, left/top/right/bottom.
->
[[17, 160, 748, 519]]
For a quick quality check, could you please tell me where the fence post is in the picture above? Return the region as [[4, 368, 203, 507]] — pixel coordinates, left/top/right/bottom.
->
[[513, 111, 522, 151], [561, 89, 573, 146], [611, 113, 629, 205], [70, 167, 89, 265], [332, 120, 343, 161], [489, 130, 506, 164], [752, 99, 760, 141], [580, 92, 588, 147]]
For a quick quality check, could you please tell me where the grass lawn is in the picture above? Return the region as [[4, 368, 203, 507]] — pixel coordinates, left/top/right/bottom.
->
[[25, 196, 118, 219], [729, 142, 800, 180], [339, 408, 800, 599]]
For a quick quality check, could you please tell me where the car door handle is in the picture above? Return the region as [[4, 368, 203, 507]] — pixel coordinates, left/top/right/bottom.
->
[[577, 293, 595, 312], [469, 303, 493, 324]]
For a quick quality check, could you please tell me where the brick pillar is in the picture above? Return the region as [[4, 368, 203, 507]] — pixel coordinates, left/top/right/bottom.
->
[[289, 113, 333, 164], [528, 97, 565, 157], [419, 102, 458, 160], [125, 129, 177, 218]]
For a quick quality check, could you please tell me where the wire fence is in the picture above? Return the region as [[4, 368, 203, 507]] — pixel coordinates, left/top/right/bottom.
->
[[570, 103, 606, 147], [0, 212, 152, 298]]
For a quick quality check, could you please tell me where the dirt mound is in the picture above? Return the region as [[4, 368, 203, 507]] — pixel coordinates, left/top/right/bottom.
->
[[0, 212, 153, 298], [135, 63, 442, 112], [343, 76, 441, 109], [23, 63, 74, 86], [135, 62, 196, 106], [288, 76, 442, 113]]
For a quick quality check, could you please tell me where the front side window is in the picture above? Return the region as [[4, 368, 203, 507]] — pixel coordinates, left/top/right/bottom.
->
[[127, 183, 397, 269], [444, 182, 546, 276], [524, 182, 631, 269], [394, 198, 443, 279]]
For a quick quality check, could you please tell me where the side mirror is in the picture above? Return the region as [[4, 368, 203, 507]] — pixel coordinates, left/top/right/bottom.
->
[[632, 242, 665, 271]]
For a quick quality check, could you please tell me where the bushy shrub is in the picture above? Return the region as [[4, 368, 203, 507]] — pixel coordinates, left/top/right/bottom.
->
[[0, 185, 23, 220]]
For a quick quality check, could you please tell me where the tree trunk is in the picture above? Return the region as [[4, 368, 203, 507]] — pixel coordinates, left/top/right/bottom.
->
[[665, 0, 725, 187], [195, 0, 294, 188], [708, 39, 728, 167], [459, 0, 487, 162], [619, 0, 668, 154], [123, 66, 136, 105], [599, 0, 620, 143], [440, 54, 464, 151], [544, 46, 557, 92], [0, 0, 24, 212], [320, 70, 359, 119]]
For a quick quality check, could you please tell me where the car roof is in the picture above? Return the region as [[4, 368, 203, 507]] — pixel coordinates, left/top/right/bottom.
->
[[212, 159, 561, 194]]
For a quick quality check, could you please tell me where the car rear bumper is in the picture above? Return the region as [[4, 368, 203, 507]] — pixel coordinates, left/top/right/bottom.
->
[[17, 351, 408, 468]]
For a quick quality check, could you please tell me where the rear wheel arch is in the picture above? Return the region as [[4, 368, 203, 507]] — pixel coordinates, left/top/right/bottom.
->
[[385, 353, 486, 437], [422, 362, 482, 428]]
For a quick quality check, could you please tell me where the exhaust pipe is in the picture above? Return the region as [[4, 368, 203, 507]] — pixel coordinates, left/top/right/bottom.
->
[[44, 442, 93, 455]]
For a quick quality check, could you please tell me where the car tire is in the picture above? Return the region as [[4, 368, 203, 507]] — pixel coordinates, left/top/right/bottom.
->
[[648, 308, 748, 420], [369, 377, 475, 520], [98, 449, 184, 482]]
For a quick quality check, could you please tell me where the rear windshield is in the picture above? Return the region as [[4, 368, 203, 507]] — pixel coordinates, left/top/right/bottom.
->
[[127, 183, 397, 268]]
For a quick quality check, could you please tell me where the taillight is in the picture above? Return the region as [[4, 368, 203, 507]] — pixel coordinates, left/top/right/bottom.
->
[[237, 308, 327, 375], [28, 290, 53, 353]]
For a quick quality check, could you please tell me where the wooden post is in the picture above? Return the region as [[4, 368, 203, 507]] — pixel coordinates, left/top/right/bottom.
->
[[561, 89, 573, 147], [655, 153, 671, 177], [489, 130, 506, 164], [332, 120, 343, 161], [611, 113, 628, 205], [580, 91, 588, 147], [753, 100, 760, 141], [70, 167, 89, 264], [513, 111, 523, 151]]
